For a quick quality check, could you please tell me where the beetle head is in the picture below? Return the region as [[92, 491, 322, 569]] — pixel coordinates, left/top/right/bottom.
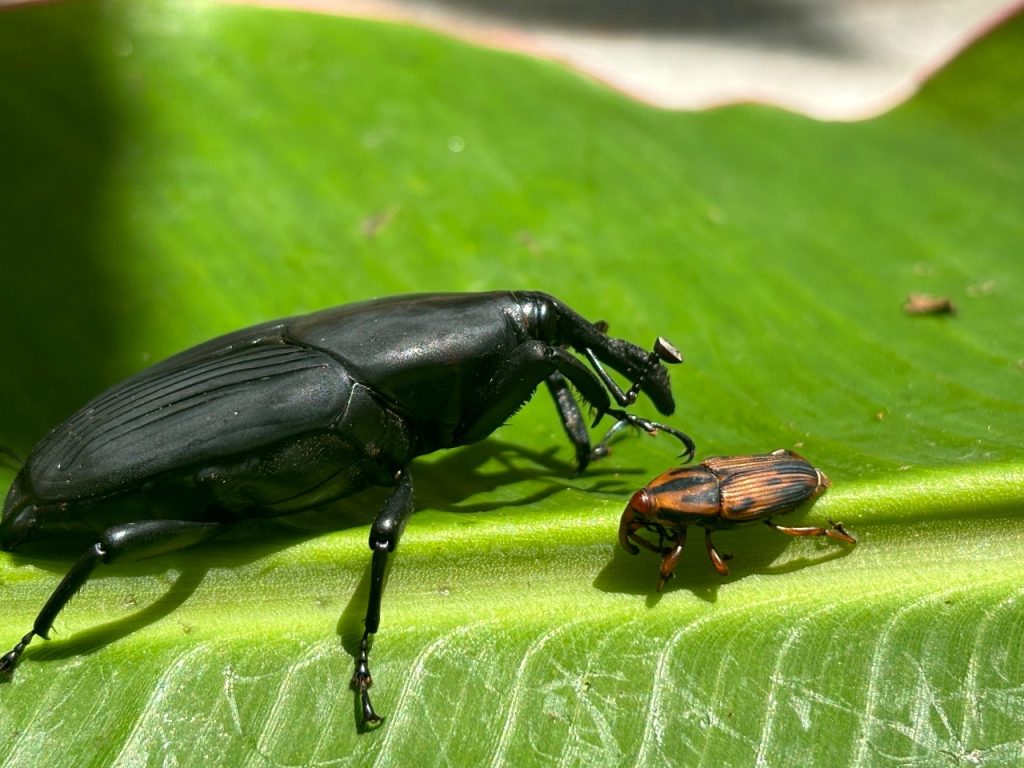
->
[[619, 488, 653, 553]]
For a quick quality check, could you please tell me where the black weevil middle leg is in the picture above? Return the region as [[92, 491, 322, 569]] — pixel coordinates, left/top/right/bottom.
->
[[1, 291, 694, 726]]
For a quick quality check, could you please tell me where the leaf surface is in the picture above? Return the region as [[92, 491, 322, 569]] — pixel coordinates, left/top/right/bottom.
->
[[1, 3, 1022, 766]]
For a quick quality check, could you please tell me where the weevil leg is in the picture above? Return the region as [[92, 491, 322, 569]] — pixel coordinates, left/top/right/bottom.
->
[[704, 529, 732, 576], [545, 373, 595, 475], [600, 410, 696, 463], [592, 412, 696, 463], [764, 519, 857, 544], [657, 528, 687, 591], [627, 530, 665, 555], [544, 372, 653, 473], [828, 520, 858, 544], [592, 418, 631, 458], [0, 519, 232, 675], [352, 468, 415, 726], [457, 341, 611, 468]]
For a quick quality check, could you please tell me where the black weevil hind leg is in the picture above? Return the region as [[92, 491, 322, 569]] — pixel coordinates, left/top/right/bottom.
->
[[351, 468, 415, 726], [0, 519, 233, 675]]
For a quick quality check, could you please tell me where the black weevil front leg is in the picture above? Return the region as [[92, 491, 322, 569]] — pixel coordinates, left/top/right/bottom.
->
[[544, 372, 697, 472], [462, 336, 693, 473], [583, 334, 695, 462], [457, 340, 612, 449], [545, 373, 599, 475], [0, 519, 233, 674], [351, 468, 415, 726], [598, 411, 696, 464]]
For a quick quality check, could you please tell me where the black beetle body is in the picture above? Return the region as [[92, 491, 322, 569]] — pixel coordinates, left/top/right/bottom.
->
[[620, 449, 855, 589], [1, 290, 693, 724]]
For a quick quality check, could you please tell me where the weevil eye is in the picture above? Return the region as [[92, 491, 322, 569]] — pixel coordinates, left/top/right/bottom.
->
[[628, 489, 652, 516]]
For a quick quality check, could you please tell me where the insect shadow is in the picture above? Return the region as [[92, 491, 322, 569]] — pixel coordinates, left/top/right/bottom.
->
[[2, 527, 320, 667], [1, 437, 637, 673], [593, 523, 857, 607], [412, 438, 644, 513], [333, 438, 643, 643]]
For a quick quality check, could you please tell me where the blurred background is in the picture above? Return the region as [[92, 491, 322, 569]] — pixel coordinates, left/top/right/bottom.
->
[[247, 0, 1021, 118]]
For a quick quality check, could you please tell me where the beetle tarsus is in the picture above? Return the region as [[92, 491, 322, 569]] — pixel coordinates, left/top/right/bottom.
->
[[351, 634, 382, 726], [705, 530, 731, 576], [828, 520, 858, 544], [764, 519, 858, 546], [601, 410, 696, 463], [592, 418, 631, 459], [656, 529, 686, 591], [0, 631, 36, 676]]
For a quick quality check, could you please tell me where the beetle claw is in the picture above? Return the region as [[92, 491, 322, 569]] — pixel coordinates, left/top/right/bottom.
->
[[358, 689, 382, 727], [827, 520, 858, 544], [351, 635, 383, 726], [0, 651, 17, 676], [601, 410, 696, 463], [0, 631, 35, 677]]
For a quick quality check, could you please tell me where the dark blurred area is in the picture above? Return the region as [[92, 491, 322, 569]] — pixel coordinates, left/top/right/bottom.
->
[[0, 2, 121, 450]]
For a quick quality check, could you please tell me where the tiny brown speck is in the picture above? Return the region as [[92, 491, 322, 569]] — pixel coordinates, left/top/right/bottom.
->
[[903, 293, 955, 316], [361, 205, 400, 239]]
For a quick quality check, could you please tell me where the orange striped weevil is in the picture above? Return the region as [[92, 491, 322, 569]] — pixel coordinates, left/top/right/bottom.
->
[[620, 450, 855, 589]]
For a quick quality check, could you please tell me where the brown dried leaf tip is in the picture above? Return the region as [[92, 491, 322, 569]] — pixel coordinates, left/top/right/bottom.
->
[[903, 293, 956, 316]]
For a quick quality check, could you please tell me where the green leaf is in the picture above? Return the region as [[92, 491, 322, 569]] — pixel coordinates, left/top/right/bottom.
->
[[1, 2, 1022, 766]]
